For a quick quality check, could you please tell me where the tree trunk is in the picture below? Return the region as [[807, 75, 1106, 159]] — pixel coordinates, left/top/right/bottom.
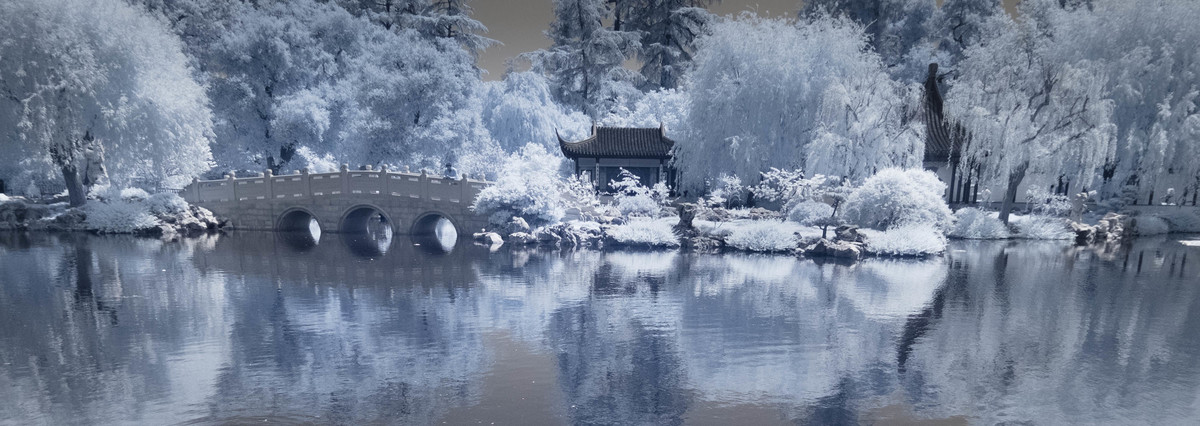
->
[[61, 164, 87, 207], [998, 165, 1028, 224]]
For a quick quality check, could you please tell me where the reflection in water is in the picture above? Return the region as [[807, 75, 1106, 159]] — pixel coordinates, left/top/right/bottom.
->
[[1, 233, 1199, 424]]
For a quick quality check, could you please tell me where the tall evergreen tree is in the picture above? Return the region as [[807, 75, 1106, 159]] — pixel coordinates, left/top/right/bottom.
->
[[527, 0, 641, 117], [621, 0, 715, 90]]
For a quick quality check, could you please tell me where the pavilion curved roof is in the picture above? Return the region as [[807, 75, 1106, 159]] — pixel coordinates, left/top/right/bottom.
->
[[559, 126, 674, 160]]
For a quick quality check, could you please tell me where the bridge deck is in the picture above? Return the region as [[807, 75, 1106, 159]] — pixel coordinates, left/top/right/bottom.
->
[[181, 167, 492, 234]]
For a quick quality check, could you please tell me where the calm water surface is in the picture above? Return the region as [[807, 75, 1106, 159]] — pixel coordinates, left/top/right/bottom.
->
[[1, 231, 1198, 425]]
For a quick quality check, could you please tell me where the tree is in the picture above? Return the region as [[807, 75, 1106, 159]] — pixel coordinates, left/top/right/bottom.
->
[[526, 0, 642, 117], [1050, 0, 1200, 202], [338, 0, 495, 57], [676, 14, 923, 193], [0, 0, 214, 206], [946, 0, 1115, 223], [621, 0, 716, 90], [801, 0, 939, 81]]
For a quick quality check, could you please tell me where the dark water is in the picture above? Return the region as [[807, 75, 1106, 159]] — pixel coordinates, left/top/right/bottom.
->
[[1, 231, 1198, 425]]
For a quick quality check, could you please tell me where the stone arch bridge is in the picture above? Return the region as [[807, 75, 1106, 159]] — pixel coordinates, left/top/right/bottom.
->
[[181, 166, 491, 236]]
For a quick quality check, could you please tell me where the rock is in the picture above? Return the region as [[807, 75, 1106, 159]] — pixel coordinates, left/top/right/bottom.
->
[[507, 216, 530, 234], [506, 232, 538, 245], [534, 226, 561, 244], [1070, 222, 1096, 245], [1097, 212, 1131, 242], [804, 238, 862, 261], [833, 225, 864, 243], [473, 232, 504, 246]]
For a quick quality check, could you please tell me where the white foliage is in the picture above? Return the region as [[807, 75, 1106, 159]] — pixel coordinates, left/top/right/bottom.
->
[[610, 169, 668, 218], [607, 218, 680, 248], [470, 143, 567, 227], [843, 168, 953, 230], [602, 89, 690, 137], [479, 71, 591, 155], [678, 14, 923, 192], [145, 192, 190, 216], [294, 146, 340, 174], [724, 220, 799, 253], [864, 223, 948, 256], [0, 0, 214, 191], [787, 201, 835, 227], [948, 208, 1010, 239], [84, 199, 161, 234], [1010, 214, 1073, 240], [947, 1, 1115, 220]]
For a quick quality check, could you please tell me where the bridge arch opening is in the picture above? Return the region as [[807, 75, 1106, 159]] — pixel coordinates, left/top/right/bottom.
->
[[276, 208, 321, 250], [410, 212, 458, 253], [340, 205, 393, 257]]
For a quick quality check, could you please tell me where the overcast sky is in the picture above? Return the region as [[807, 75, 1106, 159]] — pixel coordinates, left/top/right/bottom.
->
[[471, 0, 1020, 80]]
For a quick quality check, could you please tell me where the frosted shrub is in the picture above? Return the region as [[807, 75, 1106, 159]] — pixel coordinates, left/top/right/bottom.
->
[[471, 143, 567, 227], [865, 223, 947, 256], [1011, 215, 1073, 240], [725, 220, 798, 252], [610, 169, 668, 217], [707, 174, 745, 207], [948, 208, 1010, 239], [843, 168, 953, 230], [84, 199, 161, 233], [608, 219, 680, 248], [295, 146, 339, 173], [1026, 188, 1071, 216], [787, 201, 834, 226], [146, 193, 189, 216]]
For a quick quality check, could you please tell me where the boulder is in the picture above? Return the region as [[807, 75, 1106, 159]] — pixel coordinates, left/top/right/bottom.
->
[[833, 225, 864, 243], [1097, 212, 1131, 242], [1069, 222, 1096, 245], [473, 232, 504, 247], [507, 216, 531, 234], [804, 238, 862, 261], [506, 232, 538, 245]]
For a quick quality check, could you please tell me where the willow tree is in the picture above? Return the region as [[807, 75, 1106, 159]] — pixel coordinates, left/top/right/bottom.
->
[[947, 0, 1115, 223], [0, 0, 214, 205]]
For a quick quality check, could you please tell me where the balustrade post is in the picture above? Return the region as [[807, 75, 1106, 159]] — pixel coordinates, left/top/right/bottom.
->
[[265, 169, 274, 200], [380, 164, 390, 196], [420, 170, 429, 200], [227, 173, 237, 203], [302, 168, 311, 198], [191, 177, 200, 203], [341, 163, 350, 195]]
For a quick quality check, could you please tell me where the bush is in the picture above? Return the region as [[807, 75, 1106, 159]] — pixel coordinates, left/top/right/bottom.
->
[[146, 192, 189, 216], [1011, 214, 1073, 240], [787, 201, 834, 226], [725, 220, 799, 252], [948, 208, 1010, 239], [843, 168, 953, 230], [610, 169, 669, 217], [864, 223, 947, 256], [608, 219, 680, 248], [84, 199, 161, 233], [471, 143, 567, 227]]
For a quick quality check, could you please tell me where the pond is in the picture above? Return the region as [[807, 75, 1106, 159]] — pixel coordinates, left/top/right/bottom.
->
[[0, 232, 1198, 425]]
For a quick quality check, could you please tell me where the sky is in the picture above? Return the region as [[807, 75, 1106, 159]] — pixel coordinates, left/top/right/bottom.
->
[[471, 0, 1021, 80]]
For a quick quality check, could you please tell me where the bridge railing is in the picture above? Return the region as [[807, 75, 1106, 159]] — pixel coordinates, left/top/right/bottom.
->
[[182, 165, 491, 207]]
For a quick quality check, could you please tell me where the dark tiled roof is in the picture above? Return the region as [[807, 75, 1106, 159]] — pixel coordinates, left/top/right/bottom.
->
[[559, 127, 675, 159], [922, 63, 965, 163]]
